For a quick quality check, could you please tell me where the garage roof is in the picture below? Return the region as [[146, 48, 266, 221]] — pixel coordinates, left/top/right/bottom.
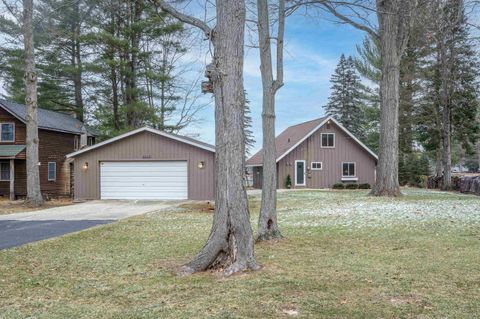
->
[[66, 126, 215, 158]]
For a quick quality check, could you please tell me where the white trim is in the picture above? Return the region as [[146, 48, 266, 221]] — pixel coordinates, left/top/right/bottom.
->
[[311, 161, 323, 170], [48, 162, 56, 181], [342, 162, 356, 178], [0, 122, 15, 142], [329, 117, 378, 160], [66, 127, 215, 158], [341, 177, 358, 182], [245, 164, 263, 168], [320, 133, 335, 148], [273, 116, 378, 164], [295, 160, 306, 186]]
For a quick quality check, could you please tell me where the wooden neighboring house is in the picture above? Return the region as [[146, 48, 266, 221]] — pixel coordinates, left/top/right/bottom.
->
[[0, 100, 94, 200], [246, 116, 378, 189]]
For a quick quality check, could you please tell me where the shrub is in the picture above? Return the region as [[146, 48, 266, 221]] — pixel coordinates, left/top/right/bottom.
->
[[358, 183, 371, 189], [285, 174, 292, 188], [332, 183, 345, 189], [345, 183, 359, 190]]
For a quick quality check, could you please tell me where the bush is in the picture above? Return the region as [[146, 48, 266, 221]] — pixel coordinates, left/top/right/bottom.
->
[[332, 183, 345, 189], [285, 174, 292, 188], [358, 183, 371, 189], [345, 183, 359, 190]]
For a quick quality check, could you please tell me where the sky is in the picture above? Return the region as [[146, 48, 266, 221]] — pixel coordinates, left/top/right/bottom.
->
[[0, 2, 369, 154], [181, 10, 369, 154]]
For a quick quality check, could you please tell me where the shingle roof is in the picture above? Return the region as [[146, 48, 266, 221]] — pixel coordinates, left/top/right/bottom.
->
[[246, 117, 327, 166], [0, 145, 26, 158], [0, 99, 86, 135], [67, 126, 215, 158]]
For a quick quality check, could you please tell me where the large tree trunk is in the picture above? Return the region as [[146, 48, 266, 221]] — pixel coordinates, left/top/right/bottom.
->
[[256, 0, 284, 241], [435, 146, 443, 177], [440, 35, 452, 190], [161, 0, 258, 276], [370, 0, 404, 196], [23, 0, 43, 207]]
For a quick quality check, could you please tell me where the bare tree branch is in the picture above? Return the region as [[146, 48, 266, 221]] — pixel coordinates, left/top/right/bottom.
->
[[153, 0, 213, 38]]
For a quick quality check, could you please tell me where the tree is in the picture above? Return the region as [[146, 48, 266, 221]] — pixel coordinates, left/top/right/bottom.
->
[[416, 0, 479, 187], [156, 0, 259, 276], [256, 0, 285, 241], [23, 0, 44, 206], [244, 93, 255, 157], [288, 0, 418, 196], [324, 54, 366, 139]]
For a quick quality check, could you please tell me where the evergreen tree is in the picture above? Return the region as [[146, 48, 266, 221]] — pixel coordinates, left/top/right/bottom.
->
[[244, 93, 255, 157], [416, 0, 479, 184], [324, 54, 366, 139]]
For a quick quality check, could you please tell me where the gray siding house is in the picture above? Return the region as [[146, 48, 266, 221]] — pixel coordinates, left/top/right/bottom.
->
[[246, 116, 377, 189], [67, 127, 215, 200]]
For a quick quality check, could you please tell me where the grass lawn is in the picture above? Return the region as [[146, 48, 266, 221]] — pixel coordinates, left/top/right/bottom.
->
[[0, 198, 73, 215], [1, 189, 479, 318]]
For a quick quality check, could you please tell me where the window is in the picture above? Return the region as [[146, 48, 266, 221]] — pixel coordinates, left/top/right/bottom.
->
[[321, 133, 335, 148], [0, 162, 10, 181], [342, 162, 355, 177], [48, 162, 56, 181], [311, 162, 322, 170], [74, 136, 80, 150], [0, 123, 14, 142], [87, 136, 95, 146]]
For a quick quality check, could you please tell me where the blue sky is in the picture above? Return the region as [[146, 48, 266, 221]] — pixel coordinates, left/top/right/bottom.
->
[[0, 4, 369, 154], [183, 11, 368, 154]]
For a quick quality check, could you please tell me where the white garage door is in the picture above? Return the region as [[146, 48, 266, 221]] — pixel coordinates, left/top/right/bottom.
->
[[100, 161, 188, 200]]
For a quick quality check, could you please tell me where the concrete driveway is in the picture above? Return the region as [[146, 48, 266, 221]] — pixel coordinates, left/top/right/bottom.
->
[[0, 200, 179, 250]]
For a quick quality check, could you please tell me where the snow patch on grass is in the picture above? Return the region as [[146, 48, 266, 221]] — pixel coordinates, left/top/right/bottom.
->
[[272, 189, 480, 229]]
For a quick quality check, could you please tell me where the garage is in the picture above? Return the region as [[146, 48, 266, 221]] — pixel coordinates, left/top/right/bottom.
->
[[67, 127, 215, 201], [100, 161, 188, 200]]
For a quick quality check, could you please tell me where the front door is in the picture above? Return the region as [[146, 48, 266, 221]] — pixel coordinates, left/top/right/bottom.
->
[[295, 160, 306, 186]]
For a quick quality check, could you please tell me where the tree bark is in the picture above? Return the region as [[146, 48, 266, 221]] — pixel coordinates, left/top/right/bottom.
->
[[23, 0, 44, 207], [157, 0, 258, 276], [72, 0, 84, 121], [256, 0, 285, 241], [370, 0, 415, 196], [440, 37, 452, 188]]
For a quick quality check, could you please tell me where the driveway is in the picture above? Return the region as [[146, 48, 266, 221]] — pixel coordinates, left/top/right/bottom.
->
[[0, 200, 179, 250]]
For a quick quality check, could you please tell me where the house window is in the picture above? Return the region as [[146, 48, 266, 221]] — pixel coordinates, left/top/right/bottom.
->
[[342, 162, 356, 177], [311, 162, 322, 170], [48, 162, 56, 181], [74, 136, 80, 150], [0, 162, 10, 181], [0, 123, 14, 142], [321, 133, 335, 148], [87, 136, 95, 146]]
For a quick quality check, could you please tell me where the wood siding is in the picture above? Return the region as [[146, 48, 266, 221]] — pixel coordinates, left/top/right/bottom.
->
[[0, 108, 77, 198], [253, 121, 377, 189], [72, 131, 215, 200]]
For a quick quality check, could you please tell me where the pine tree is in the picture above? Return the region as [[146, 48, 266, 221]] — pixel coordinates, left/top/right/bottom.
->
[[416, 0, 479, 186], [324, 54, 366, 139], [244, 93, 255, 157]]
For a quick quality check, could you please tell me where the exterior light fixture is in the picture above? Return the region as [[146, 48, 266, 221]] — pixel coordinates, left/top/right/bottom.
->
[[37, 162, 41, 166], [83, 162, 89, 170], [198, 161, 205, 169]]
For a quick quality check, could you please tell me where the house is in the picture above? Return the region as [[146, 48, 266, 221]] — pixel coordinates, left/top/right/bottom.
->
[[0, 99, 94, 200], [246, 116, 378, 189], [66, 127, 215, 201]]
